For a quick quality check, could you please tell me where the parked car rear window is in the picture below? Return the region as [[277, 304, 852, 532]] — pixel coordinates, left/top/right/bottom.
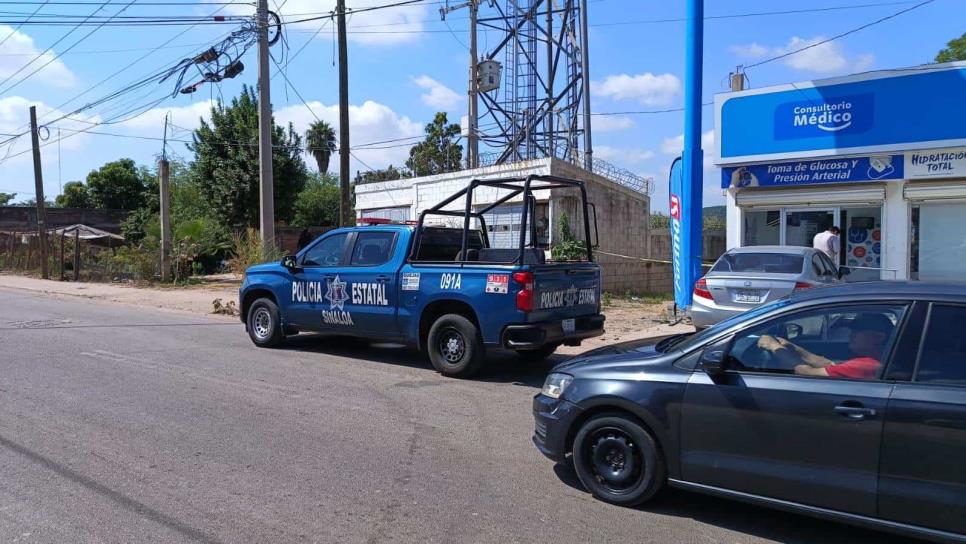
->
[[711, 252, 805, 274], [916, 304, 966, 385]]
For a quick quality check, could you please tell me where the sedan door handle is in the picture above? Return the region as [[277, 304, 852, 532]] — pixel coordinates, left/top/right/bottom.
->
[[834, 404, 877, 420]]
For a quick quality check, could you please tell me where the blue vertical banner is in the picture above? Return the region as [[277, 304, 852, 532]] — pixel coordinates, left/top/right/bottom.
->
[[669, 158, 691, 309]]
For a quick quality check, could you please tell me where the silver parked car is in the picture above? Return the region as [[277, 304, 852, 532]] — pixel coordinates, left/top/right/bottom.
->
[[691, 245, 845, 329]]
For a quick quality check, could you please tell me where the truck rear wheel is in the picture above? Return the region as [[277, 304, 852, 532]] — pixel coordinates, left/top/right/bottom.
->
[[427, 314, 484, 378], [247, 298, 285, 348]]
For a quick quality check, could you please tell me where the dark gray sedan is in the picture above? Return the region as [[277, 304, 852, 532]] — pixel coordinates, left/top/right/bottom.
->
[[533, 282, 966, 543], [691, 245, 845, 329]]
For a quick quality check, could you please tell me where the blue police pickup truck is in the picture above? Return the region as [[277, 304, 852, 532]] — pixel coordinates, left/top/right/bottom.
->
[[239, 175, 605, 378]]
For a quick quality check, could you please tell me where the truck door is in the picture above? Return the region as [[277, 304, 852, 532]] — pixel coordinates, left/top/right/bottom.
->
[[289, 231, 350, 330], [338, 230, 401, 337]]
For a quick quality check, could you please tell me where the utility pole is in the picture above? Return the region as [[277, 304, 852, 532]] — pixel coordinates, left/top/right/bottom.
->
[[159, 114, 171, 282], [441, 0, 479, 168], [579, 0, 593, 172], [29, 105, 49, 280], [256, 0, 275, 254], [467, 0, 479, 168], [336, 0, 351, 226]]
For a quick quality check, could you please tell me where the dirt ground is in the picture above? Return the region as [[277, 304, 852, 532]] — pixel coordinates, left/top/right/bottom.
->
[[0, 274, 693, 355]]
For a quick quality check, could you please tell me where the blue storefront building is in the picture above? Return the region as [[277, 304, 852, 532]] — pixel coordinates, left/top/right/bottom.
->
[[715, 61, 966, 281]]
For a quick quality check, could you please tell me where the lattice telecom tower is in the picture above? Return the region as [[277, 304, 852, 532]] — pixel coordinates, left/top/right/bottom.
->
[[443, 0, 593, 169]]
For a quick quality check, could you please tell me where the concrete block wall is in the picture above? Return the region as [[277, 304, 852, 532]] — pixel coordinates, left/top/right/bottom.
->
[[644, 228, 728, 294]]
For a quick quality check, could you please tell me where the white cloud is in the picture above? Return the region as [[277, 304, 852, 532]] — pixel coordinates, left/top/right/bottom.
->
[[116, 100, 214, 134], [0, 25, 76, 89], [0, 96, 98, 164], [592, 73, 681, 106], [660, 130, 714, 157], [595, 145, 654, 164], [223, 0, 430, 46], [729, 43, 768, 58], [592, 115, 634, 132], [413, 75, 461, 110], [730, 36, 875, 75], [275, 99, 422, 172]]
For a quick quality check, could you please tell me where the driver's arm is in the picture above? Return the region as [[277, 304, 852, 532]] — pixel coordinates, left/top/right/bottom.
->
[[758, 335, 835, 368], [794, 364, 830, 377]]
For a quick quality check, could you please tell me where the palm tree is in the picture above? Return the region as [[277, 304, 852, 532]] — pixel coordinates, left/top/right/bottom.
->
[[305, 121, 337, 174]]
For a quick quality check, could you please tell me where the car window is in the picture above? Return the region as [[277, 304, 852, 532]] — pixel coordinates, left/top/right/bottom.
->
[[916, 304, 966, 385], [302, 233, 348, 267], [711, 252, 805, 274], [350, 231, 395, 266], [726, 304, 906, 380], [673, 298, 795, 353]]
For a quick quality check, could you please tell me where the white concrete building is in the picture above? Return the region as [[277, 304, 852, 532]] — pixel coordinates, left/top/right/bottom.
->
[[354, 157, 655, 292]]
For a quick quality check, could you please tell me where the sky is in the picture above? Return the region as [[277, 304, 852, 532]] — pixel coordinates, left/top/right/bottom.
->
[[0, 0, 963, 212]]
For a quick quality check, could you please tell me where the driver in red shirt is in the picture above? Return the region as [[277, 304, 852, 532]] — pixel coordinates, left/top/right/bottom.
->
[[757, 314, 893, 379]]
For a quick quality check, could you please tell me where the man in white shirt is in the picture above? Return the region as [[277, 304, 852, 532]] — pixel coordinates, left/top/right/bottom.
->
[[813, 226, 841, 263]]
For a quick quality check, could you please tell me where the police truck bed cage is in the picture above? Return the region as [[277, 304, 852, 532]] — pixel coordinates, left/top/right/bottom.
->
[[411, 174, 596, 264]]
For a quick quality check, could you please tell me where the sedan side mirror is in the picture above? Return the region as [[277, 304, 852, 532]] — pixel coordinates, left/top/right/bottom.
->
[[838, 266, 851, 279], [281, 255, 301, 273], [700, 338, 730, 376]]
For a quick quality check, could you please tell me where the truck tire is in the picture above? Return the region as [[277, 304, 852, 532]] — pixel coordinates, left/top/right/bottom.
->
[[515, 343, 559, 361], [571, 414, 665, 506], [427, 314, 485, 378], [247, 298, 285, 348]]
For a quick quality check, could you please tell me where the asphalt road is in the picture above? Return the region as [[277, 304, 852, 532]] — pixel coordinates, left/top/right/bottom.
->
[[0, 288, 925, 544]]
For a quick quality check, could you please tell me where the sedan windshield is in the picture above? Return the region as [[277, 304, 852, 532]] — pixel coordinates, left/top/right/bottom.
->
[[674, 297, 794, 352], [711, 252, 805, 274]]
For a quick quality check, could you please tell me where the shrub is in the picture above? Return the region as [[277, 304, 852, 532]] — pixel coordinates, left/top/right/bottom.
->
[[228, 228, 284, 276], [551, 213, 591, 261]]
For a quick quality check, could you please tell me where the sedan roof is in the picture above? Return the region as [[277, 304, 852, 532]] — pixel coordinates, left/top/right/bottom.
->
[[725, 245, 816, 255], [791, 281, 966, 302]]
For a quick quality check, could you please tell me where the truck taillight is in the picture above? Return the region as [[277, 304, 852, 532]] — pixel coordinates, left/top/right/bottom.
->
[[693, 278, 712, 300], [513, 271, 534, 312]]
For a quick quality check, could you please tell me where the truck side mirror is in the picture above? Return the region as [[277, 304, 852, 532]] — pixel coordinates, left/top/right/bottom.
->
[[281, 255, 301, 273]]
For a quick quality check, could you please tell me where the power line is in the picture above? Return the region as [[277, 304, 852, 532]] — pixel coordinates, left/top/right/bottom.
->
[[0, 0, 50, 50], [745, 0, 935, 70]]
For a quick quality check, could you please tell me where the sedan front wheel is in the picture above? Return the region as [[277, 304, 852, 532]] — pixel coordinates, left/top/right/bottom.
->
[[571, 414, 665, 506]]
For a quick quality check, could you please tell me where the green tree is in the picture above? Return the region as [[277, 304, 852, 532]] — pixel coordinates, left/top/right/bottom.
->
[[55, 181, 92, 208], [353, 165, 408, 184], [305, 120, 337, 174], [406, 112, 463, 177], [86, 158, 147, 210], [0, 192, 14, 205], [292, 172, 341, 227], [189, 85, 308, 229], [936, 31, 966, 63]]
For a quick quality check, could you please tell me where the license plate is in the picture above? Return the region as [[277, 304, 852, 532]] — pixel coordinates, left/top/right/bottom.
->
[[733, 289, 761, 303], [562, 318, 576, 334]]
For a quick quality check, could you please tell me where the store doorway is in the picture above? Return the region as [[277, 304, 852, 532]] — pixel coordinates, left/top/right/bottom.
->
[[783, 209, 835, 248]]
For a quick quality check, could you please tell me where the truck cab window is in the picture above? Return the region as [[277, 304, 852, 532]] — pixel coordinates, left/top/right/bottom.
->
[[302, 233, 347, 267]]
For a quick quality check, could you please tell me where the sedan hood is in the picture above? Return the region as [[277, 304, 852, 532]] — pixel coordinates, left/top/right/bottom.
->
[[552, 334, 683, 374]]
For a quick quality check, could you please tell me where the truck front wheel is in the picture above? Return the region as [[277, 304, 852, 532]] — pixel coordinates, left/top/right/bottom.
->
[[427, 314, 484, 378], [247, 298, 285, 348]]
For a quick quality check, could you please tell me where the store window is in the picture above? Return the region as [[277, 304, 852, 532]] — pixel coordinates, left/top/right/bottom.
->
[[743, 209, 779, 246], [910, 202, 966, 281], [841, 206, 883, 281]]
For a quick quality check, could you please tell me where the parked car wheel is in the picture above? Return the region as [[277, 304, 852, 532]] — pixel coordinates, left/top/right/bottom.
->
[[571, 414, 665, 506], [427, 314, 484, 378], [247, 298, 285, 348], [515, 343, 559, 361]]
